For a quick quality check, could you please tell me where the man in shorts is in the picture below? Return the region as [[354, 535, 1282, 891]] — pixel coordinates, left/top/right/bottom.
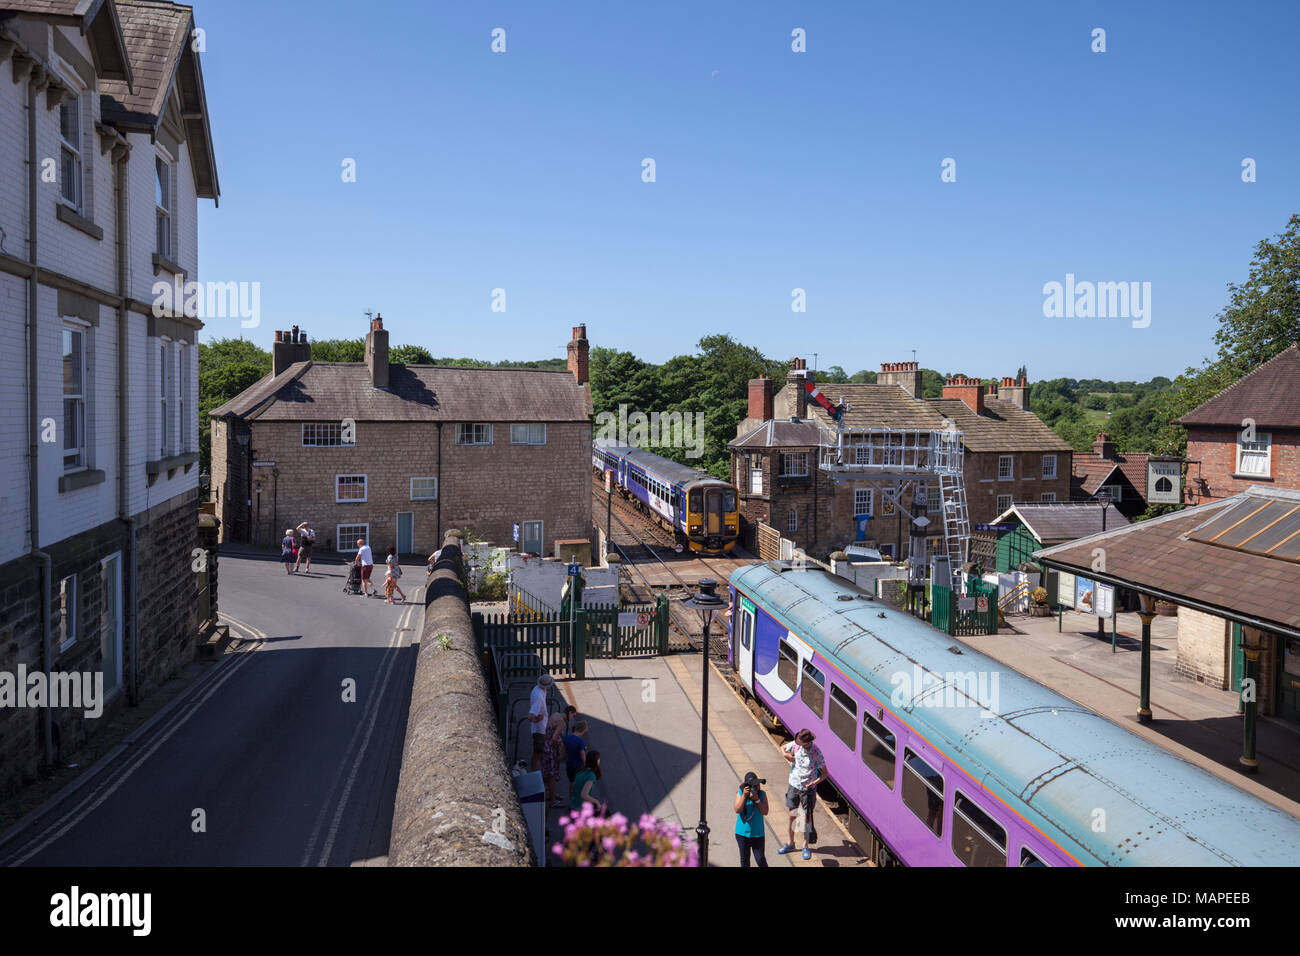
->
[[777, 728, 827, 860], [528, 674, 553, 772], [294, 522, 315, 573], [354, 538, 376, 597]]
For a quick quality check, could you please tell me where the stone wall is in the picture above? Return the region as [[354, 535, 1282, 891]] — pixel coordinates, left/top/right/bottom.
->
[[388, 533, 533, 866], [1174, 606, 1230, 688], [133, 489, 201, 699]]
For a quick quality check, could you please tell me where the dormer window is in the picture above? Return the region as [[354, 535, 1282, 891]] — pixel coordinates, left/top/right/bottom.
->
[[59, 94, 83, 211]]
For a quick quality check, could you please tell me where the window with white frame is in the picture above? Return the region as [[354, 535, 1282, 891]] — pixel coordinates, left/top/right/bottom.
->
[[1040, 493, 1057, 503], [1042, 454, 1057, 479], [178, 342, 189, 451], [156, 154, 172, 258], [1236, 431, 1271, 477], [337, 524, 369, 551], [926, 536, 945, 557], [158, 341, 169, 457], [996, 494, 1012, 513], [62, 326, 86, 470], [58, 574, 77, 651], [411, 477, 438, 500], [336, 474, 367, 502], [456, 423, 492, 445], [1100, 484, 1123, 502], [780, 452, 809, 477], [749, 459, 762, 494], [59, 91, 83, 211], [998, 455, 1013, 480], [787, 509, 798, 533], [923, 483, 942, 514], [854, 488, 874, 517], [510, 423, 546, 445], [302, 422, 355, 446]]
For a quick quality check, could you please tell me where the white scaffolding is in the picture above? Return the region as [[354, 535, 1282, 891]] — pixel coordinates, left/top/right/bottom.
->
[[818, 424, 971, 573]]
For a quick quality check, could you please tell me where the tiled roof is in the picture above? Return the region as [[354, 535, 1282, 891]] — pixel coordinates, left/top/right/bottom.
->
[[0, 0, 84, 16], [98, 0, 189, 121], [927, 396, 1075, 453], [994, 501, 1129, 544], [210, 362, 592, 423], [1177, 343, 1300, 429], [1034, 486, 1300, 635], [729, 418, 822, 450], [1072, 452, 1150, 495], [778, 383, 950, 430]]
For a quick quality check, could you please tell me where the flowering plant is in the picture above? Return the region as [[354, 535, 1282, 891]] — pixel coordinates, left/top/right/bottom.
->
[[551, 803, 699, 867]]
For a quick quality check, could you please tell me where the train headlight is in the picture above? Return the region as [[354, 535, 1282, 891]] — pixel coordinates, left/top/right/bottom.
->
[[690, 524, 702, 534]]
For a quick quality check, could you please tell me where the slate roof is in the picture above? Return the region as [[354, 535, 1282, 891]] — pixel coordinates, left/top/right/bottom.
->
[[993, 502, 1130, 544], [0, 0, 85, 17], [1177, 344, 1300, 429], [0, 0, 132, 85], [729, 418, 822, 450], [1034, 486, 1300, 636], [927, 396, 1075, 454], [1072, 451, 1151, 496], [98, 0, 188, 121], [777, 383, 949, 430], [210, 362, 593, 423]]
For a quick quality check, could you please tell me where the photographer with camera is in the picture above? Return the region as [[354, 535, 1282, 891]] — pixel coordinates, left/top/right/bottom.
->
[[733, 771, 770, 867]]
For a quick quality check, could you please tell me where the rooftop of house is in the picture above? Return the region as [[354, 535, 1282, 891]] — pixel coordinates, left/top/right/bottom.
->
[[993, 501, 1130, 544], [1176, 343, 1300, 430], [925, 396, 1075, 454], [210, 361, 592, 423], [1034, 485, 1300, 636], [728, 418, 822, 450], [1072, 451, 1151, 496]]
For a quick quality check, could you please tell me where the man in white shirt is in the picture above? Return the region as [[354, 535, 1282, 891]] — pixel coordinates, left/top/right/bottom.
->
[[529, 674, 553, 771], [354, 538, 376, 597]]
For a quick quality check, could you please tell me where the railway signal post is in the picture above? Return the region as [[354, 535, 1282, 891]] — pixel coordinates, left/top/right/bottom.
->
[[684, 579, 727, 867]]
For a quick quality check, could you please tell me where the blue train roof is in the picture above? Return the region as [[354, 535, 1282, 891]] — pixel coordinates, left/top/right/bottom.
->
[[730, 562, 1300, 866], [593, 438, 728, 488]]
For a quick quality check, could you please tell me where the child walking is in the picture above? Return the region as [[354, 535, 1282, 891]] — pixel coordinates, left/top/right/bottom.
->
[[385, 548, 407, 603]]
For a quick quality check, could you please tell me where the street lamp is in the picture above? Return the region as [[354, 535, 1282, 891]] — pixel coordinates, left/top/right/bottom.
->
[[683, 578, 727, 867], [1096, 488, 1112, 532], [1094, 490, 1112, 639]]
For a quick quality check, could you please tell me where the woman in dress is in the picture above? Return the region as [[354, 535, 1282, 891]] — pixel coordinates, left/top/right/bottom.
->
[[541, 713, 566, 808]]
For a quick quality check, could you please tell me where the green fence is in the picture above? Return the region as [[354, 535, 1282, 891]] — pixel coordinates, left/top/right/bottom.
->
[[931, 577, 999, 637]]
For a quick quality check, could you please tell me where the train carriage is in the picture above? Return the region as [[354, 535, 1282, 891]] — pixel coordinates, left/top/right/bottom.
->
[[593, 438, 739, 554], [728, 561, 1300, 866]]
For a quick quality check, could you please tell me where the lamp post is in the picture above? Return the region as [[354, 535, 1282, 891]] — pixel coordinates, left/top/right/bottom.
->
[[1096, 488, 1112, 532], [1094, 490, 1112, 640], [1239, 625, 1260, 771], [684, 578, 727, 867]]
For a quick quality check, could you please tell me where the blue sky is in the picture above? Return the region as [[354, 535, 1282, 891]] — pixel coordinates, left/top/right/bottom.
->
[[195, 0, 1300, 382]]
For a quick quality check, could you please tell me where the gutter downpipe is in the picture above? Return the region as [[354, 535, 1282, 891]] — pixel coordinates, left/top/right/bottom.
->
[[112, 131, 140, 706], [436, 422, 443, 545], [25, 68, 54, 767]]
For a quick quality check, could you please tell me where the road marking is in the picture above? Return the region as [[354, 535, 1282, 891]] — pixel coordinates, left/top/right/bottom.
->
[[3, 637, 264, 865]]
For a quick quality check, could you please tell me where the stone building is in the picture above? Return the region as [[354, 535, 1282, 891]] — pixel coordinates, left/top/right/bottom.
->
[[730, 360, 1072, 563], [1177, 343, 1300, 507], [0, 1, 218, 797], [210, 318, 593, 559]]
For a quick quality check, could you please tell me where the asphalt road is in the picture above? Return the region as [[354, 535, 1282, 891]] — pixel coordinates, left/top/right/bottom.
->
[[1, 550, 422, 866]]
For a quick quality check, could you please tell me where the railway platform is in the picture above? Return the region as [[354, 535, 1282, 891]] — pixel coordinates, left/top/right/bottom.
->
[[549, 653, 869, 867]]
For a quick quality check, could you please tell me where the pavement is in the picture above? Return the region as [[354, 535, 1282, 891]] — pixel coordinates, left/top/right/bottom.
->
[[546, 653, 869, 868], [988, 607, 1300, 817], [0, 548, 423, 866]]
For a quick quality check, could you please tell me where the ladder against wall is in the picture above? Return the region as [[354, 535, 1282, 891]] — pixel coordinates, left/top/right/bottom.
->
[[818, 425, 970, 569]]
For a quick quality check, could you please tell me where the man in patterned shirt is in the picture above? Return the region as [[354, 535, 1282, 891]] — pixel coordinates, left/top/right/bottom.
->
[[777, 728, 827, 860]]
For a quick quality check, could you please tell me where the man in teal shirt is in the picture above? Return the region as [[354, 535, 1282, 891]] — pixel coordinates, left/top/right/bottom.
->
[[733, 771, 770, 867]]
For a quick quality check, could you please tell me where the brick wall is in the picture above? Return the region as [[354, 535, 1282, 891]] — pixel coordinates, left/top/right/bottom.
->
[[1174, 606, 1230, 688], [1185, 428, 1300, 506], [965, 451, 1073, 523]]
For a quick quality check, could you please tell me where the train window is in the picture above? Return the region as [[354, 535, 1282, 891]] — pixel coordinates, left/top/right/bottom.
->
[[952, 792, 1007, 867], [828, 684, 856, 749], [1019, 848, 1048, 868], [902, 749, 944, 837], [722, 489, 737, 512], [689, 489, 702, 513], [861, 714, 896, 790], [801, 659, 825, 719], [777, 640, 798, 690]]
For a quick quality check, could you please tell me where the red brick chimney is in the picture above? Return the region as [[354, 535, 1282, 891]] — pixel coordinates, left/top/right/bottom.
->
[[567, 324, 589, 385], [943, 374, 984, 415], [365, 313, 389, 388], [747, 374, 774, 422], [1093, 432, 1117, 459]]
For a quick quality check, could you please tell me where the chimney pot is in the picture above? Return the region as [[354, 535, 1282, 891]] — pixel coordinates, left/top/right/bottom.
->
[[567, 324, 590, 385]]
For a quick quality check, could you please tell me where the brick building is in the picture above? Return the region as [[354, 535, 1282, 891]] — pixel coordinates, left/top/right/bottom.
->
[[1071, 432, 1183, 519], [0, 1, 218, 797], [1177, 344, 1300, 507], [730, 361, 1072, 562], [210, 318, 593, 559]]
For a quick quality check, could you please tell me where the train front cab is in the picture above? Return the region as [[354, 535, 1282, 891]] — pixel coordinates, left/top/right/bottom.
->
[[685, 484, 739, 553]]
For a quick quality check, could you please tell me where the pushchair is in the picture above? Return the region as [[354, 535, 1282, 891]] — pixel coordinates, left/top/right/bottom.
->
[[343, 558, 363, 594]]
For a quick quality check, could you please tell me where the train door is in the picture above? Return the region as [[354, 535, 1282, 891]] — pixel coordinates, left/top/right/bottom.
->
[[734, 595, 756, 691], [704, 488, 725, 534]]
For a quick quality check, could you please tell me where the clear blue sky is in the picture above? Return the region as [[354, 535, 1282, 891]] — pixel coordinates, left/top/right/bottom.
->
[[195, 0, 1300, 382]]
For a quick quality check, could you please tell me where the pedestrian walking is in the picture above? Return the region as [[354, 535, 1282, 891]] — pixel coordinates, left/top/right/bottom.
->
[[734, 771, 770, 867], [541, 714, 566, 808], [294, 522, 315, 572], [562, 720, 588, 797], [777, 729, 827, 860], [281, 529, 296, 574], [528, 674, 553, 772], [426, 548, 442, 574], [569, 750, 604, 813], [385, 548, 407, 603], [353, 538, 377, 596]]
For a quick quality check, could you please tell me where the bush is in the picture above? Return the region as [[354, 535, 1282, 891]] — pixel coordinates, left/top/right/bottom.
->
[[1031, 586, 1048, 605], [471, 571, 507, 601]]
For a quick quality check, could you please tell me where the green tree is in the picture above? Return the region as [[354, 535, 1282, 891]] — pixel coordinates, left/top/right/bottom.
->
[[309, 338, 365, 362], [390, 344, 435, 364], [198, 338, 271, 476]]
